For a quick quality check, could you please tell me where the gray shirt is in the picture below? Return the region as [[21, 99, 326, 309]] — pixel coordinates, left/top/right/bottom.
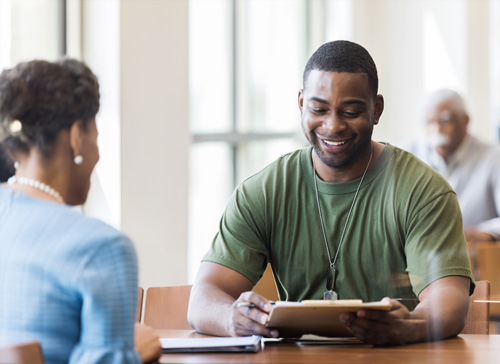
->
[[403, 134, 500, 240]]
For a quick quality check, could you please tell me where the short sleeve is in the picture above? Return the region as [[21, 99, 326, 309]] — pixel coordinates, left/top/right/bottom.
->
[[405, 191, 475, 297], [203, 185, 270, 285]]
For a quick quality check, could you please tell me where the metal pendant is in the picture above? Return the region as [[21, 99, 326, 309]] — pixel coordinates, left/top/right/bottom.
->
[[324, 290, 338, 300], [326, 265, 336, 292], [324, 266, 338, 300]]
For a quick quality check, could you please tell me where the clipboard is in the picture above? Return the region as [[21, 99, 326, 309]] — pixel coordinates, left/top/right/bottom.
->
[[266, 299, 392, 338]]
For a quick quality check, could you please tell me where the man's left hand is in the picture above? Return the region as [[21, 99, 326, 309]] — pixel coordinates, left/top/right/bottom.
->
[[339, 298, 420, 346], [339, 276, 470, 346]]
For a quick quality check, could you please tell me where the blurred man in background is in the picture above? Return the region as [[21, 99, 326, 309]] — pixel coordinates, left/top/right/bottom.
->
[[404, 89, 500, 243]]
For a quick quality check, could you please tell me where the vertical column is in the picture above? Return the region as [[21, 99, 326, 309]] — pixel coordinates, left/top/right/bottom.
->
[[82, 0, 189, 287], [120, 0, 189, 287], [351, 0, 425, 143], [466, 0, 491, 142], [82, 0, 121, 227], [489, 0, 500, 143]]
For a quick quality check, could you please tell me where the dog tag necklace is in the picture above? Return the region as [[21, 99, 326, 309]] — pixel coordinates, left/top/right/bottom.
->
[[311, 148, 373, 300]]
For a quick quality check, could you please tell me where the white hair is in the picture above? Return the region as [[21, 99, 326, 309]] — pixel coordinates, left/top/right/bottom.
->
[[425, 89, 468, 117]]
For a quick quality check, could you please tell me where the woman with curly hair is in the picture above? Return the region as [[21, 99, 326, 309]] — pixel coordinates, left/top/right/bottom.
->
[[0, 59, 161, 364]]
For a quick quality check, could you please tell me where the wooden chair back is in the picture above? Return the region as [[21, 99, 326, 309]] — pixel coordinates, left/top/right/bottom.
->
[[475, 242, 500, 318], [136, 287, 144, 322], [143, 285, 193, 329], [252, 264, 279, 301], [0, 341, 45, 364], [461, 280, 490, 334]]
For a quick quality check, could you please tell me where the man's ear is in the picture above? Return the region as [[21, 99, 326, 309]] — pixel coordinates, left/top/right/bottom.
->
[[298, 89, 304, 113], [373, 94, 384, 125], [69, 120, 83, 158]]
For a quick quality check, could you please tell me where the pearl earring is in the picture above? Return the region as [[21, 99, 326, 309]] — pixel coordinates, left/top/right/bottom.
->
[[74, 155, 83, 165], [14, 161, 19, 169]]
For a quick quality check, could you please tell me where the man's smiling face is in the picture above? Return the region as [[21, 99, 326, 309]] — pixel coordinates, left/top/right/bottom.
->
[[299, 70, 382, 174]]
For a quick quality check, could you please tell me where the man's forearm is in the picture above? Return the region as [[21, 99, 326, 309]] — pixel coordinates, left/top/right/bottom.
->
[[187, 283, 235, 336], [188, 262, 258, 336], [410, 277, 470, 342]]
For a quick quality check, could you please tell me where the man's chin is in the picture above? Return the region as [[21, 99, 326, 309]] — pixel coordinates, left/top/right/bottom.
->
[[314, 149, 350, 170], [435, 146, 450, 158]]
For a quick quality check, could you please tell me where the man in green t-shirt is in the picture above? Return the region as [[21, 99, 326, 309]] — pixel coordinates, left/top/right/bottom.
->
[[188, 40, 474, 345]]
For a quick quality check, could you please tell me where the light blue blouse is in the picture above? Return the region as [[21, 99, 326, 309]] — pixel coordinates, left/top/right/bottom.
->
[[0, 187, 141, 364]]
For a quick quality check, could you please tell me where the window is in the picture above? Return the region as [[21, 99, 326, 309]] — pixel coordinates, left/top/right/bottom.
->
[[188, 0, 316, 280], [0, 0, 66, 69]]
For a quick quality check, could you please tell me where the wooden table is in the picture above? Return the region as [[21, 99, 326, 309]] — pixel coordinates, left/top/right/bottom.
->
[[156, 330, 500, 364]]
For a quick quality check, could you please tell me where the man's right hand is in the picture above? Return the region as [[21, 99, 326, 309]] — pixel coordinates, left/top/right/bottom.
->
[[188, 262, 279, 337], [229, 291, 279, 337]]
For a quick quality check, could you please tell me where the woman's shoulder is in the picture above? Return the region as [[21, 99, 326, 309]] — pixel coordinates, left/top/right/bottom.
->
[[61, 210, 133, 251], [2, 190, 134, 252], [53, 210, 137, 281]]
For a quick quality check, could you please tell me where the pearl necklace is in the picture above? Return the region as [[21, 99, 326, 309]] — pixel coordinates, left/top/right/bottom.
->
[[7, 176, 65, 204]]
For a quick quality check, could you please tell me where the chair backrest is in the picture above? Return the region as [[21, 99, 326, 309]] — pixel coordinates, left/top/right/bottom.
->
[[252, 264, 279, 301], [0, 341, 45, 364], [136, 287, 144, 322], [475, 242, 500, 318], [143, 285, 193, 329], [461, 280, 490, 334]]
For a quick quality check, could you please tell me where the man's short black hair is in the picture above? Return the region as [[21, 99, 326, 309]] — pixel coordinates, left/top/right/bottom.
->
[[303, 40, 378, 97]]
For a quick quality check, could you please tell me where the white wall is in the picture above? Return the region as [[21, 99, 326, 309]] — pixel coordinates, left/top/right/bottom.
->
[[352, 0, 425, 145], [0, 0, 61, 67]]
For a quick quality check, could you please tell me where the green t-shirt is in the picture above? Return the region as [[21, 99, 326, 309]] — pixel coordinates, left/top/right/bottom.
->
[[203, 144, 474, 309]]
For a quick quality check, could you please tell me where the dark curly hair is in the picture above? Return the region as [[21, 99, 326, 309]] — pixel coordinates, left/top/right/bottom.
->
[[303, 40, 379, 97], [0, 59, 100, 158], [0, 142, 14, 182]]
